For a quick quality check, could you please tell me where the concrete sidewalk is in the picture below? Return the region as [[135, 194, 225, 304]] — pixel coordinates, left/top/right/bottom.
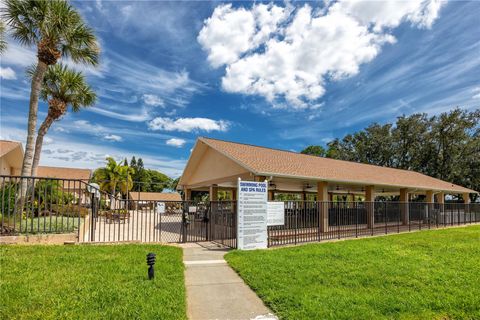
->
[[181, 242, 277, 320]]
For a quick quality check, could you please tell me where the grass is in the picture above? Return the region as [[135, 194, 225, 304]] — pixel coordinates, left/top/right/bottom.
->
[[226, 225, 480, 320], [0, 244, 186, 320]]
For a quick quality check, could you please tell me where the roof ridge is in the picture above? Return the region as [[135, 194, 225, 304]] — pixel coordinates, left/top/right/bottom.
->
[[38, 165, 91, 171], [200, 136, 430, 176]]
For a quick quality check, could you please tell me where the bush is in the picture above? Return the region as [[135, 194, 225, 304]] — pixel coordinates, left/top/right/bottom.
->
[[49, 204, 89, 218]]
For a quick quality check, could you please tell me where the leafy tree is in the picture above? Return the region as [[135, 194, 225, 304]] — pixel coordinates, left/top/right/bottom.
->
[[145, 169, 170, 192], [132, 158, 147, 191], [318, 108, 480, 200], [29, 64, 96, 176], [301, 145, 326, 157], [130, 156, 137, 169]]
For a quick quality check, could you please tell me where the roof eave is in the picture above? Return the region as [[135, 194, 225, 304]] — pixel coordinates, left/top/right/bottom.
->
[[258, 171, 478, 194]]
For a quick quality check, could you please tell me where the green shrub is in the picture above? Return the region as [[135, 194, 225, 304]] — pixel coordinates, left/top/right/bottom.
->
[[49, 204, 89, 218]]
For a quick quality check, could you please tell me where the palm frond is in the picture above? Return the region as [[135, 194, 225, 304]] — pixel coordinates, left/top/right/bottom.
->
[[39, 63, 96, 114], [2, 0, 100, 66]]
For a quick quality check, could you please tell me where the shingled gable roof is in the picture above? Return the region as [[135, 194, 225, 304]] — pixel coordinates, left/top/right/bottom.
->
[[129, 192, 182, 202], [197, 137, 477, 194], [37, 166, 92, 181]]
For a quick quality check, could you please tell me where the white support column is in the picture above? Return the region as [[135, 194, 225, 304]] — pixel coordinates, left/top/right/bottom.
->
[[318, 181, 329, 233], [365, 186, 375, 228]]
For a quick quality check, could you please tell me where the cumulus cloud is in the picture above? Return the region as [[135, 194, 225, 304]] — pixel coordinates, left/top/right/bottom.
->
[[143, 94, 165, 107], [166, 138, 186, 147], [198, 0, 446, 108], [148, 117, 229, 132], [0, 67, 17, 80], [104, 134, 123, 142]]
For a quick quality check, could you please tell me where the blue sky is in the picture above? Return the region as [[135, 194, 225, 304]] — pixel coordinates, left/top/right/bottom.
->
[[1, 0, 479, 177]]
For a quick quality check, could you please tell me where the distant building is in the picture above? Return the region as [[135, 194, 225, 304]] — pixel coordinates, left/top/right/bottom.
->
[[129, 191, 182, 210]]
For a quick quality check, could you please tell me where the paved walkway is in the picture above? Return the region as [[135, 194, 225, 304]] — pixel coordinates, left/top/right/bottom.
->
[[181, 242, 277, 320]]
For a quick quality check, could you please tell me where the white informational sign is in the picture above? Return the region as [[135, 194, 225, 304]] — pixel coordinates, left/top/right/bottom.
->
[[267, 202, 285, 226], [237, 179, 268, 250], [188, 206, 197, 213], [156, 202, 165, 214]]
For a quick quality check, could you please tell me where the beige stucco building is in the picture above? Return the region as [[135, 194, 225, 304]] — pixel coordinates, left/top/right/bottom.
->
[[178, 137, 477, 204], [0, 140, 92, 181], [0, 140, 23, 176]]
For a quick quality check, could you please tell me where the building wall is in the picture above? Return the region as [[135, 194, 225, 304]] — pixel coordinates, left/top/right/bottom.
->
[[187, 147, 250, 186], [0, 147, 23, 176], [0, 158, 11, 175]]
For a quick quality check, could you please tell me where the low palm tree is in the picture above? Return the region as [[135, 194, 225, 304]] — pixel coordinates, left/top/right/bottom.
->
[[94, 158, 135, 209], [30, 64, 96, 176], [2, 0, 99, 185]]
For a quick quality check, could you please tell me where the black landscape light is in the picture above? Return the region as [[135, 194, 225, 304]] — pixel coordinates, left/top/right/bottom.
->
[[146, 253, 156, 280]]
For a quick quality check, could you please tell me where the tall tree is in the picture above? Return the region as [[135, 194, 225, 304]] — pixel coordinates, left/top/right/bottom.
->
[[392, 114, 431, 171], [0, 21, 6, 54], [2, 0, 99, 182], [320, 108, 480, 198], [301, 145, 326, 157], [29, 64, 96, 176]]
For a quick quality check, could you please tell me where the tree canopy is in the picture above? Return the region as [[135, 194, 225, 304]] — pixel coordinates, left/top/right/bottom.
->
[[93, 156, 175, 194], [302, 108, 479, 200]]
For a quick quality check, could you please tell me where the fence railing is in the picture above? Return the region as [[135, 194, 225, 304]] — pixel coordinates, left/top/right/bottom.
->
[[1, 176, 478, 248], [0, 176, 237, 247], [267, 201, 480, 247]]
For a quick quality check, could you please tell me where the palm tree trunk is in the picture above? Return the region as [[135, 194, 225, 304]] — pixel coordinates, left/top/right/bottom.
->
[[16, 61, 48, 216], [31, 115, 55, 177]]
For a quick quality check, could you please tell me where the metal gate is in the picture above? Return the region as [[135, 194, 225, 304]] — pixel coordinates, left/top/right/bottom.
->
[[82, 196, 237, 248], [0, 176, 239, 247]]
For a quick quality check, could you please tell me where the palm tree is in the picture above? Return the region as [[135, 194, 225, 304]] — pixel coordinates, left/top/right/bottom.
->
[[94, 158, 134, 209], [2, 0, 99, 181], [30, 64, 96, 176], [0, 21, 7, 54]]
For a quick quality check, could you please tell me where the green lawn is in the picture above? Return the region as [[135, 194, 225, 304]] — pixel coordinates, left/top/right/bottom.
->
[[0, 244, 186, 320], [226, 226, 480, 320]]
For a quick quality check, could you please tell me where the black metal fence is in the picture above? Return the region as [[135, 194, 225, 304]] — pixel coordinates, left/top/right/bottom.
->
[[0, 176, 237, 247], [1, 176, 478, 248], [267, 201, 480, 247]]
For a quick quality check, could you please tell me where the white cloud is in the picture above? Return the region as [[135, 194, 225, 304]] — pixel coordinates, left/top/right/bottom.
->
[[166, 138, 186, 147], [198, 3, 291, 68], [0, 43, 35, 67], [143, 94, 165, 107], [148, 117, 229, 132], [87, 106, 151, 122], [104, 134, 123, 142], [472, 87, 480, 99], [332, 0, 444, 31], [198, 1, 446, 108], [0, 67, 17, 80]]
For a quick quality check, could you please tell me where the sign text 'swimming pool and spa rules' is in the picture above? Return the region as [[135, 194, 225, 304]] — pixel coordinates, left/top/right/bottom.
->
[[237, 179, 268, 250]]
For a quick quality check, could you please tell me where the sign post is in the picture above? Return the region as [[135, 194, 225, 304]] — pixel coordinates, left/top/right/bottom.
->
[[237, 178, 268, 250]]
